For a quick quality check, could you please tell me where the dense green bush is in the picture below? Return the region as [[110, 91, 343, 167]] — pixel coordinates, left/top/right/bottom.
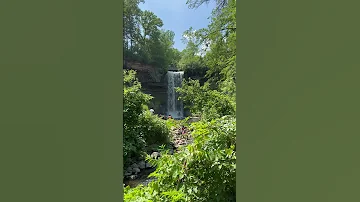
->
[[139, 111, 170, 146], [123, 70, 170, 168], [124, 116, 236, 202], [177, 79, 235, 121], [124, 70, 151, 166]]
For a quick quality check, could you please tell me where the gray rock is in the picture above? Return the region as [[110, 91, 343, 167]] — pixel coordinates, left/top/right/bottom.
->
[[131, 163, 139, 169], [145, 162, 152, 168], [169, 149, 174, 155], [189, 117, 200, 123], [151, 152, 160, 159], [133, 167, 141, 173], [126, 167, 133, 173], [138, 161, 146, 169], [130, 175, 137, 180], [125, 171, 132, 177]]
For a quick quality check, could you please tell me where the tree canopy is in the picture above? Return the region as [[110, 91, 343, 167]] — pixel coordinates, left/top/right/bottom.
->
[[124, 0, 181, 72], [178, 0, 236, 117]]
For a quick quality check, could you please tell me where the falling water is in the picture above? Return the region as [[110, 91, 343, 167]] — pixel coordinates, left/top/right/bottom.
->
[[167, 71, 184, 119]]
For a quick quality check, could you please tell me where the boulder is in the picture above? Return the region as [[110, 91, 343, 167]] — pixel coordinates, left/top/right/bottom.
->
[[124, 171, 132, 177], [151, 152, 160, 159], [131, 163, 139, 169], [126, 166, 133, 173], [133, 167, 141, 173], [145, 162, 152, 168], [138, 161, 146, 169]]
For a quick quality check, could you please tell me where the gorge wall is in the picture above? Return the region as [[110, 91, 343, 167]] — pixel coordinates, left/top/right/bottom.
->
[[124, 61, 201, 117], [124, 61, 168, 115]]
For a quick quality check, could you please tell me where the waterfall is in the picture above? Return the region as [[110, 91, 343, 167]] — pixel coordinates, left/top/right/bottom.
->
[[167, 71, 184, 119]]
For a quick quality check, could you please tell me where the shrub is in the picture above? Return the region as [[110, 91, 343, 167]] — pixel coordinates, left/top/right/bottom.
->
[[124, 70, 152, 166], [165, 118, 177, 129], [176, 79, 235, 121], [123, 70, 170, 167], [124, 116, 236, 202], [139, 111, 170, 146]]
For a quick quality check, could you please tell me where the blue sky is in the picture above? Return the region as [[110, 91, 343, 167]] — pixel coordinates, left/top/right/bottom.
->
[[139, 0, 215, 51]]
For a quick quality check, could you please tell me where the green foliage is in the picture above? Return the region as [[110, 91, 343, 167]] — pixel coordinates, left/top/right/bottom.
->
[[123, 70, 169, 167], [178, 42, 205, 70], [177, 79, 235, 121], [124, 0, 181, 72], [165, 118, 177, 129], [176, 0, 236, 119], [124, 70, 152, 165], [179, 117, 191, 128], [203, 0, 236, 92], [124, 184, 185, 202], [124, 116, 236, 202], [139, 111, 170, 146]]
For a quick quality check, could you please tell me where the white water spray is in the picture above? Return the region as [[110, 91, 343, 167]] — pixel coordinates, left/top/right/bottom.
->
[[167, 71, 184, 119]]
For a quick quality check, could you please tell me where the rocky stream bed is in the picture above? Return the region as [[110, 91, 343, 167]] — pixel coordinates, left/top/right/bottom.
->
[[123, 125, 194, 188]]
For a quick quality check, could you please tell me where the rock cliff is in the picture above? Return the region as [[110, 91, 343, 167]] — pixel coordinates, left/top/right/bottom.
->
[[124, 61, 168, 115]]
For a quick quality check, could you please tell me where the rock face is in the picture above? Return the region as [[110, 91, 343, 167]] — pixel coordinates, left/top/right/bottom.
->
[[124, 61, 163, 83], [123, 60, 196, 116], [138, 161, 146, 169], [124, 61, 167, 114]]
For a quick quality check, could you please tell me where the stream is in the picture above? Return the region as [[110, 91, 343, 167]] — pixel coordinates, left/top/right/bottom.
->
[[124, 167, 157, 188]]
